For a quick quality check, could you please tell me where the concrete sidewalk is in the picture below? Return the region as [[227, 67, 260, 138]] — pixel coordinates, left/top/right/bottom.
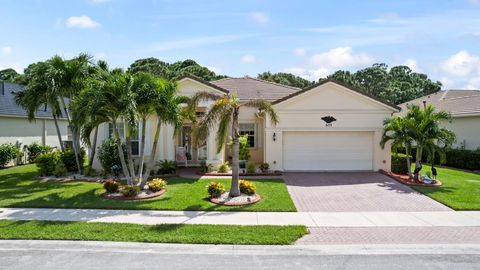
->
[[1, 208, 480, 227]]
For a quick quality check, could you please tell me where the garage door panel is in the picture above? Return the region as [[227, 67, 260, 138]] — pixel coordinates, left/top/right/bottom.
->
[[283, 131, 373, 171]]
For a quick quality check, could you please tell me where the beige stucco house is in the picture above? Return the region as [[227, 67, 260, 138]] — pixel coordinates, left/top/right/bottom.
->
[[92, 76, 399, 172], [399, 90, 480, 150], [0, 82, 68, 151]]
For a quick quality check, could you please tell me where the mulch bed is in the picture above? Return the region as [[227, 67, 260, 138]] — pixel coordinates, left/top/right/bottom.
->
[[380, 170, 443, 187], [210, 192, 261, 206], [102, 189, 166, 201]]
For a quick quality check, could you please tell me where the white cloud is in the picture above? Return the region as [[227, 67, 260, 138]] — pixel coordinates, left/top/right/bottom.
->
[[293, 48, 307, 57], [466, 77, 480, 89], [66, 15, 100, 29], [403, 58, 421, 72], [441, 50, 480, 77], [205, 65, 222, 74], [241, 54, 257, 63], [1, 46, 12, 55], [150, 35, 246, 51], [249, 12, 269, 25], [310, 47, 374, 69]]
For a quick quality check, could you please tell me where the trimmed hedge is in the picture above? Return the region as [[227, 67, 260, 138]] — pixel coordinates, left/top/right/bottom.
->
[[391, 153, 409, 174], [394, 147, 480, 171]]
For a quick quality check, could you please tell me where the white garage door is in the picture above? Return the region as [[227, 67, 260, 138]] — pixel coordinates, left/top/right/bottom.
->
[[283, 131, 373, 171]]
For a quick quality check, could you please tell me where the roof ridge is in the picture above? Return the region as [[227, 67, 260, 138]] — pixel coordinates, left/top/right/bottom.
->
[[243, 76, 302, 90]]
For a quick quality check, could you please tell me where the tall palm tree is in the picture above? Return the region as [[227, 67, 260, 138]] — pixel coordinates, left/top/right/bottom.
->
[[15, 62, 65, 151], [84, 68, 137, 184], [190, 92, 279, 197], [140, 80, 189, 189], [405, 104, 454, 180], [380, 116, 415, 177]]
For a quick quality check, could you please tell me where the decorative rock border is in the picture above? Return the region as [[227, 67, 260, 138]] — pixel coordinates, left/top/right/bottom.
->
[[380, 170, 443, 187], [210, 192, 261, 206], [102, 189, 166, 201], [200, 172, 282, 177]]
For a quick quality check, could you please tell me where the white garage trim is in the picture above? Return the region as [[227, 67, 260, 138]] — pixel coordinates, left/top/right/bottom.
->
[[282, 131, 374, 171]]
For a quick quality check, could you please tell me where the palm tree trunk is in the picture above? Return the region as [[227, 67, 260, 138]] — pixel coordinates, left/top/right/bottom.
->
[[140, 118, 161, 189], [88, 125, 99, 167], [113, 120, 130, 182], [229, 107, 241, 197], [405, 144, 413, 178], [52, 113, 65, 151], [59, 96, 82, 174], [138, 117, 147, 181], [414, 146, 423, 181], [125, 123, 137, 185]]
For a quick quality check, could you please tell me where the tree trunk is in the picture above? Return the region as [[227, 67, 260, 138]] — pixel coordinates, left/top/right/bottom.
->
[[140, 118, 161, 189], [88, 125, 99, 167], [59, 97, 82, 174], [138, 117, 147, 181], [405, 144, 413, 178], [52, 113, 65, 151], [113, 120, 130, 182], [125, 120, 137, 185], [414, 146, 423, 181], [229, 107, 241, 197]]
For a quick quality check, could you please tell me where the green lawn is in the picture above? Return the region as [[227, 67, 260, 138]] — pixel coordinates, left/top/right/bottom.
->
[[0, 220, 307, 245], [412, 165, 480, 210], [0, 164, 296, 212]]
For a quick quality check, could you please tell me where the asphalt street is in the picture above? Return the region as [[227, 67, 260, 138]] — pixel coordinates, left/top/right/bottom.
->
[[1, 240, 479, 270]]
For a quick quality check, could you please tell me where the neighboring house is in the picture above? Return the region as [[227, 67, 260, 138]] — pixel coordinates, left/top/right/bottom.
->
[[93, 76, 399, 172], [399, 90, 480, 150], [0, 82, 69, 152]]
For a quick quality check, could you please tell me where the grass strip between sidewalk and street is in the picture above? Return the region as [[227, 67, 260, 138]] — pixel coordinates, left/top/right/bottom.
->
[[0, 220, 308, 245]]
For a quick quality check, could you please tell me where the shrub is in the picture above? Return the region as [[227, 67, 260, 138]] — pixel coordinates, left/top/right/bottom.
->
[[26, 142, 52, 163], [0, 143, 20, 168], [217, 162, 230, 173], [246, 161, 256, 173], [443, 148, 480, 171], [391, 153, 409, 174], [35, 152, 61, 175], [103, 180, 120, 193], [59, 148, 86, 172], [53, 162, 68, 177], [239, 180, 256, 195], [156, 160, 177, 175], [121, 185, 140, 197], [207, 182, 225, 198], [83, 166, 97, 177], [259, 162, 269, 172], [98, 138, 127, 173], [148, 178, 167, 192], [229, 135, 251, 161]]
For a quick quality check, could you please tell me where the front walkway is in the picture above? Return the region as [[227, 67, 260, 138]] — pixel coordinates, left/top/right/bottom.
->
[[1, 208, 479, 227], [284, 172, 452, 212]]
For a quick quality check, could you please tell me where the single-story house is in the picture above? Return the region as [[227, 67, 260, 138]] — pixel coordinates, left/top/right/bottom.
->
[[92, 76, 399, 172], [0, 81, 69, 152], [399, 90, 480, 150]]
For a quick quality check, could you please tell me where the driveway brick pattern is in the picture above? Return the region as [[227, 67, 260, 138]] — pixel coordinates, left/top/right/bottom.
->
[[297, 226, 480, 245], [284, 172, 452, 212]]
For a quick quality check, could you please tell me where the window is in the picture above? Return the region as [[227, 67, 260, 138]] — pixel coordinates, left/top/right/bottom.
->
[[239, 123, 256, 148], [108, 122, 139, 156]]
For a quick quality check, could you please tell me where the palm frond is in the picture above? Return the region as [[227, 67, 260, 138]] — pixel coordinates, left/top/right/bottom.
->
[[241, 99, 279, 125]]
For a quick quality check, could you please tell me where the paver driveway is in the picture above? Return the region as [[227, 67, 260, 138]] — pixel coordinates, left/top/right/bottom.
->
[[283, 172, 452, 212]]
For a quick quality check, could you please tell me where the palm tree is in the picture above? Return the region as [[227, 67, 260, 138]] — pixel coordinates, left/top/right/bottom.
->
[[190, 92, 279, 197], [380, 116, 415, 177], [84, 68, 137, 184], [140, 80, 189, 189], [15, 62, 65, 151], [406, 104, 454, 180]]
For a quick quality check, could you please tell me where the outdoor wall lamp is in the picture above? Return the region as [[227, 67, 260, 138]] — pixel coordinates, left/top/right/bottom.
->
[[272, 132, 276, 142]]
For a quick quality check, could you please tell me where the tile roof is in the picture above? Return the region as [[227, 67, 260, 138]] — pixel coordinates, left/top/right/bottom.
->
[[210, 76, 300, 101], [0, 82, 64, 119], [399, 90, 480, 117]]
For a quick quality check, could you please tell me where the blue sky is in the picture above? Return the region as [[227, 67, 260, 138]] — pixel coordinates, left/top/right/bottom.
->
[[1, 0, 480, 89]]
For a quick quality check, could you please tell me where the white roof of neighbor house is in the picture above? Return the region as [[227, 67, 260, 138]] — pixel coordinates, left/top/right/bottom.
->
[[399, 90, 480, 117]]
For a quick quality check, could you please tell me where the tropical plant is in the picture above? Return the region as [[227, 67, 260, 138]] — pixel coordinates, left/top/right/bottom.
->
[[97, 138, 127, 173], [239, 180, 256, 195], [35, 152, 61, 176], [217, 162, 230, 173], [140, 80, 189, 189], [207, 182, 225, 198], [156, 160, 177, 175], [190, 92, 279, 197], [148, 178, 167, 192], [0, 143, 21, 168], [381, 116, 415, 177], [103, 180, 120, 193], [53, 162, 68, 177], [26, 142, 52, 163], [229, 135, 250, 161], [259, 162, 270, 173], [121, 185, 140, 197], [246, 161, 256, 173]]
